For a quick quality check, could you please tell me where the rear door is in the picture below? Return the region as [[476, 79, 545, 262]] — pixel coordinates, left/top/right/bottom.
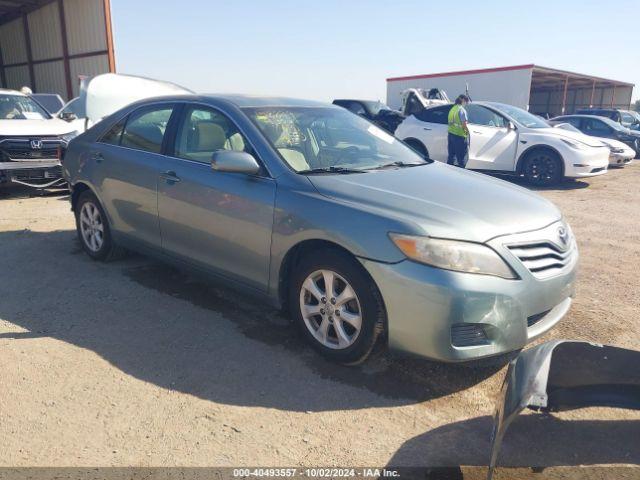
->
[[92, 103, 178, 250], [465, 105, 518, 171], [157, 103, 276, 291], [398, 105, 450, 161]]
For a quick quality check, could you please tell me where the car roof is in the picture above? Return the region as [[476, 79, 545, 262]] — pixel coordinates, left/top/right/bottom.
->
[[201, 94, 331, 108]]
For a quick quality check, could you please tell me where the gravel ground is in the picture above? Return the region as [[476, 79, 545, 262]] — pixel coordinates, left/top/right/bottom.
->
[[0, 164, 639, 474]]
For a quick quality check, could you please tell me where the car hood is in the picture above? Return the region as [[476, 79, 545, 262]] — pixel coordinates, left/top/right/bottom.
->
[[0, 118, 77, 136], [596, 137, 632, 150], [80, 73, 194, 125], [307, 163, 561, 243], [531, 127, 606, 147]]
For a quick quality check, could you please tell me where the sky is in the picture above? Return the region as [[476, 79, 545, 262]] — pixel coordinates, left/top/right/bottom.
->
[[111, 0, 639, 104]]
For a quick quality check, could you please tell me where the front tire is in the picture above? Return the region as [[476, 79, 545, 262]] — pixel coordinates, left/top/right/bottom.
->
[[289, 249, 385, 364], [75, 190, 123, 261], [522, 150, 563, 186]]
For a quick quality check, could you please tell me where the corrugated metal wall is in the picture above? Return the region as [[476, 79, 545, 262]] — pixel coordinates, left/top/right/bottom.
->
[[0, 0, 114, 100]]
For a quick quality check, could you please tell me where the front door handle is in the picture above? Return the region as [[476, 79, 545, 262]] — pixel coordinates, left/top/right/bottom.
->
[[160, 170, 181, 183], [91, 152, 103, 163], [423, 127, 432, 131]]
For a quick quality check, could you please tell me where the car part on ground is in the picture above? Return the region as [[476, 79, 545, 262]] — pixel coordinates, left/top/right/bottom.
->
[[488, 340, 640, 480], [63, 74, 578, 363], [395, 101, 610, 185]]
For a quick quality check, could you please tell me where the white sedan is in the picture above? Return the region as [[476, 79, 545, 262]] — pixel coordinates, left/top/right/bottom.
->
[[395, 101, 609, 186]]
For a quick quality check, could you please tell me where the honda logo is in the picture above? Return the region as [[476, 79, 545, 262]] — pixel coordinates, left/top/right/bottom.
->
[[30, 139, 43, 150]]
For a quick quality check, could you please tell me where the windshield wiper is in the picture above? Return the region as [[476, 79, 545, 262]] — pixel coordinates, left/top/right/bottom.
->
[[368, 161, 430, 170], [298, 166, 365, 174]]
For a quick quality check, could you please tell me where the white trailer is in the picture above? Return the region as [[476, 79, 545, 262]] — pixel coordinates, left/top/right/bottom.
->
[[386, 64, 634, 118]]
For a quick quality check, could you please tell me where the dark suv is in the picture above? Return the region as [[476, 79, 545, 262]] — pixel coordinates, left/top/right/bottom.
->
[[575, 108, 640, 130], [552, 114, 640, 158], [332, 99, 404, 133]]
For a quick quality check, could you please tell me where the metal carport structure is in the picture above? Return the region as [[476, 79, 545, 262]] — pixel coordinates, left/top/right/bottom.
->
[[0, 0, 115, 100]]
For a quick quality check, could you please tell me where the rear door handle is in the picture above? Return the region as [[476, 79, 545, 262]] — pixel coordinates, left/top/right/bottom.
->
[[423, 127, 432, 131], [160, 170, 181, 183]]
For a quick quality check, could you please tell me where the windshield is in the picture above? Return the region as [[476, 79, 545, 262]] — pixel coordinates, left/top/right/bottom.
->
[[487, 102, 549, 128], [362, 101, 391, 115], [243, 106, 427, 172], [0, 94, 50, 120]]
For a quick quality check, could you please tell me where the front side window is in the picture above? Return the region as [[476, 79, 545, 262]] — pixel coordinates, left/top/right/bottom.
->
[[583, 118, 612, 134], [174, 106, 251, 163], [0, 94, 50, 120], [244, 106, 427, 172], [121, 106, 174, 154], [621, 112, 635, 126], [488, 103, 548, 128], [100, 119, 126, 145], [466, 105, 507, 128]]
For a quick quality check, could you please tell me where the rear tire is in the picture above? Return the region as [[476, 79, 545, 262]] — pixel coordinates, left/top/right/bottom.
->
[[522, 150, 563, 186], [289, 249, 385, 365], [75, 190, 124, 261]]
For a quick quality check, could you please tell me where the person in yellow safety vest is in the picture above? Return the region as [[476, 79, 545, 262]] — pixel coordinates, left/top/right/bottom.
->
[[447, 94, 470, 168]]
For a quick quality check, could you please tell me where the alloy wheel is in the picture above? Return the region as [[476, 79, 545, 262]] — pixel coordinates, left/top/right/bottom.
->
[[79, 201, 104, 252], [525, 154, 559, 185], [299, 269, 362, 349]]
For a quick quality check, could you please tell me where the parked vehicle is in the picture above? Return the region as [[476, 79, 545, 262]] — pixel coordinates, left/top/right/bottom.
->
[[30, 93, 65, 115], [400, 87, 450, 117], [64, 85, 578, 364], [56, 97, 88, 132], [332, 99, 404, 133], [551, 114, 640, 158], [551, 121, 635, 167], [0, 89, 78, 188], [575, 107, 640, 130], [395, 101, 610, 185]]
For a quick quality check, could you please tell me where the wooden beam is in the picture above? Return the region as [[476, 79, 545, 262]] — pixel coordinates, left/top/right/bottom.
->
[[57, 0, 72, 99], [103, 0, 115, 72], [22, 11, 35, 91]]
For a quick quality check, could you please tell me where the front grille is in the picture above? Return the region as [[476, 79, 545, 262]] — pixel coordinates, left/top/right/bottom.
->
[[451, 323, 489, 347], [527, 309, 551, 327], [508, 241, 576, 279], [0, 137, 65, 162]]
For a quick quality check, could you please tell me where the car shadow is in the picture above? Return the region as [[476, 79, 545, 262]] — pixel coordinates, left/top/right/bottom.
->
[[0, 229, 507, 413], [488, 174, 590, 191], [386, 414, 640, 468]]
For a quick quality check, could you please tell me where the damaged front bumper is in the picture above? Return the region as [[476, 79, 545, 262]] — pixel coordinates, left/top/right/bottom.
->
[[488, 340, 640, 479], [0, 160, 66, 188]]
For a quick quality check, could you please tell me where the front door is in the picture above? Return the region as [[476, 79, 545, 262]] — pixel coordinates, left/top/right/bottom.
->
[[465, 104, 518, 171], [157, 104, 276, 291]]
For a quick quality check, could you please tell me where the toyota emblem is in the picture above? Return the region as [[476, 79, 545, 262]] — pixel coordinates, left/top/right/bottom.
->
[[557, 226, 569, 248]]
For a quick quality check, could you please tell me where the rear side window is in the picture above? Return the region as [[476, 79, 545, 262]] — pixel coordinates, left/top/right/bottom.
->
[[415, 105, 449, 124], [121, 106, 174, 154]]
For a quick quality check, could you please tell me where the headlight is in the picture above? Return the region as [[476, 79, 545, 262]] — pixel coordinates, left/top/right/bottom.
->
[[561, 138, 589, 150], [389, 233, 516, 279], [60, 131, 80, 143], [609, 147, 624, 154]]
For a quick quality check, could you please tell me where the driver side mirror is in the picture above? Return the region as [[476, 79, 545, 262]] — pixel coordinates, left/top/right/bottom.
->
[[211, 150, 261, 175], [60, 112, 77, 122], [507, 121, 516, 130]]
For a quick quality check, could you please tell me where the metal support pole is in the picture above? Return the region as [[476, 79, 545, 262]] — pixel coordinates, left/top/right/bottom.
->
[[561, 75, 569, 114], [22, 13, 36, 91], [589, 80, 596, 108]]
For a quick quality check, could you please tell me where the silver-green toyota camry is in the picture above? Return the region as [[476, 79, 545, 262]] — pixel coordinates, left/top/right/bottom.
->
[[62, 94, 578, 364]]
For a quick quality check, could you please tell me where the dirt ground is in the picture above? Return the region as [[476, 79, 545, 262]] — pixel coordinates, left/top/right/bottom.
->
[[1, 164, 639, 473]]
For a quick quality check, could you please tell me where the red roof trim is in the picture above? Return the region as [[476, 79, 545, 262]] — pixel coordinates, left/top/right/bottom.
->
[[386, 64, 535, 82]]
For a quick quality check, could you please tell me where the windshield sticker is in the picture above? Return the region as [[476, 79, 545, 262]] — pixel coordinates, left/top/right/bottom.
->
[[368, 124, 394, 144]]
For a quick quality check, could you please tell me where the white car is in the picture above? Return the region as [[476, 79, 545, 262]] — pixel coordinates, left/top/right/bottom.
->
[[551, 121, 635, 167], [0, 89, 79, 188], [395, 101, 610, 185]]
